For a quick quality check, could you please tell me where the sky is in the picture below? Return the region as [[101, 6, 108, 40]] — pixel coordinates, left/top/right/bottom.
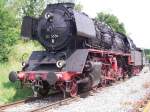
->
[[76, 0, 150, 49]]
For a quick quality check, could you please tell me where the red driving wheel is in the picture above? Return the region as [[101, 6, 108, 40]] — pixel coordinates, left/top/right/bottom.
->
[[70, 80, 78, 97]]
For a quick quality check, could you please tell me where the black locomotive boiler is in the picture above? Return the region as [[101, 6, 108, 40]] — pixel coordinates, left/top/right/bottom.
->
[[9, 3, 146, 97]]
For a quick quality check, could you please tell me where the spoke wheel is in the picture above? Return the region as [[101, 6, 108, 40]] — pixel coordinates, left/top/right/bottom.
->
[[79, 76, 92, 92], [70, 80, 78, 97]]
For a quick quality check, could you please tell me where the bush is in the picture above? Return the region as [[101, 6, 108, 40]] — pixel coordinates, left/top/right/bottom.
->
[[0, 2, 19, 63], [0, 41, 42, 104]]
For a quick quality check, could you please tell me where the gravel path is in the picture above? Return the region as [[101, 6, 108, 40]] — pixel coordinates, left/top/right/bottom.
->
[[49, 67, 150, 112]]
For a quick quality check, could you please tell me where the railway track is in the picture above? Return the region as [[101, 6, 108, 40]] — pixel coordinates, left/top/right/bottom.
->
[[0, 94, 81, 112], [30, 96, 80, 112], [0, 99, 26, 111], [0, 97, 40, 112], [0, 83, 123, 112], [0, 74, 138, 112], [29, 82, 123, 112]]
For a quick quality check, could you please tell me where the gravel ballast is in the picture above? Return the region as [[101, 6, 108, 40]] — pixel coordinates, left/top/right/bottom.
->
[[50, 67, 150, 112]]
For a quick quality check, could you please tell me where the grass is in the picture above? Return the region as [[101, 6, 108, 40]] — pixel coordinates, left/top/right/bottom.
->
[[0, 40, 43, 104]]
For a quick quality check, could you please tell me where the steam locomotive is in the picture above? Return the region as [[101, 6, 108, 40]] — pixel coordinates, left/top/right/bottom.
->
[[9, 3, 146, 97]]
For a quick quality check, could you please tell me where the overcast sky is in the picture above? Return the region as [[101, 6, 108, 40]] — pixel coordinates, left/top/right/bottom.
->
[[76, 0, 150, 49]]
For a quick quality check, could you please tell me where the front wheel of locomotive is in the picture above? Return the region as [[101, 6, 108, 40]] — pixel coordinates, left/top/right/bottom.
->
[[70, 80, 78, 97], [38, 84, 49, 97], [32, 81, 50, 97], [64, 80, 78, 98], [78, 76, 92, 92]]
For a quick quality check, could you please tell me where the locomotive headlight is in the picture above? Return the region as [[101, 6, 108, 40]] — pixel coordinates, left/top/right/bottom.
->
[[45, 12, 54, 21], [56, 60, 66, 68], [22, 61, 26, 67]]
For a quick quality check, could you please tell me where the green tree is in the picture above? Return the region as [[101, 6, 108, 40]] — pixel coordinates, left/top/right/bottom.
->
[[0, 0, 83, 63], [96, 12, 126, 34], [0, 0, 19, 62], [53, 0, 75, 3], [17, 0, 45, 17], [74, 2, 83, 12]]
